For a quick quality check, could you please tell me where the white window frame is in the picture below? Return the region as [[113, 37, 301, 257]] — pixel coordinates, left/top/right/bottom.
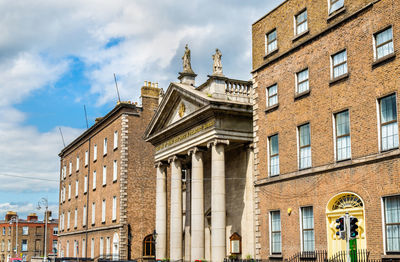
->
[[266, 29, 278, 54], [74, 208, 77, 228], [300, 206, 315, 252], [113, 160, 118, 182], [331, 49, 348, 79], [85, 150, 88, 166], [73, 240, 77, 257], [382, 195, 400, 253], [92, 202, 96, 225], [106, 237, 110, 257], [298, 123, 312, 169], [114, 131, 118, 150], [100, 237, 104, 258], [268, 134, 280, 177], [296, 68, 309, 94], [91, 238, 94, 259], [328, 0, 344, 14], [68, 183, 71, 200], [334, 110, 352, 161], [102, 199, 106, 223], [75, 180, 79, 197], [67, 211, 70, 229], [83, 205, 87, 226], [76, 156, 79, 171], [69, 161, 72, 175], [269, 210, 281, 254], [94, 144, 97, 161], [93, 171, 97, 190], [378, 93, 399, 152], [21, 240, 28, 252], [84, 175, 88, 194], [112, 196, 117, 221], [82, 239, 86, 257], [267, 84, 278, 107], [373, 26, 394, 60], [103, 165, 107, 186], [104, 138, 107, 156], [294, 9, 308, 36]]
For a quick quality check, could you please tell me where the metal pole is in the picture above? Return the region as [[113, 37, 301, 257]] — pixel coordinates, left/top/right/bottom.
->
[[44, 207, 48, 262], [345, 212, 350, 262], [16, 217, 18, 258]]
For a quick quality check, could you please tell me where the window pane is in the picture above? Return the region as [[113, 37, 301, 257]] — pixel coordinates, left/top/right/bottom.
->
[[386, 196, 400, 224], [333, 50, 347, 65], [300, 124, 310, 146], [300, 147, 311, 169], [381, 95, 397, 123], [297, 10, 307, 24], [336, 111, 350, 136], [270, 135, 279, 155], [297, 69, 309, 93], [268, 41, 277, 53], [377, 27, 393, 46], [303, 231, 315, 251], [272, 232, 281, 253], [270, 155, 280, 176], [268, 30, 276, 42], [330, 0, 344, 13], [337, 136, 351, 160], [269, 85, 277, 95], [271, 212, 281, 231], [302, 207, 314, 230]]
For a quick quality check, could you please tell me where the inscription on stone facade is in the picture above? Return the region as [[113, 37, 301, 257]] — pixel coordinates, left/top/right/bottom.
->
[[156, 119, 216, 151]]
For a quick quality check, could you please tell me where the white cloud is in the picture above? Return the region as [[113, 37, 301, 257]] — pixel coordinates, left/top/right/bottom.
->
[[0, 202, 59, 221]]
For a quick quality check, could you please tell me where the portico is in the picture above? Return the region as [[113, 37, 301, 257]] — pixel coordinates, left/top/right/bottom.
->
[[144, 47, 255, 262]]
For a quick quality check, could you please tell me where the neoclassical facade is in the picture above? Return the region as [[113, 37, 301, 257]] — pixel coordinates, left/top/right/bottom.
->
[[144, 49, 255, 261]]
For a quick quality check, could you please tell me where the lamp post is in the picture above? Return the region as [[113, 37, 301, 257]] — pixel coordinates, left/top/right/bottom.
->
[[37, 197, 48, 262], [9, 216, 18, 258]]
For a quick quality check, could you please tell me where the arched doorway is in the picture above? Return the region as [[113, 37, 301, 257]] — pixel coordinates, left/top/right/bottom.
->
[[112, 232, 119, 260], [326, 192, 366, 257]]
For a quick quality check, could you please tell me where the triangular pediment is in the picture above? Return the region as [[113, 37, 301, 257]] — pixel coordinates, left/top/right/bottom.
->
[[144, 83, 210, 140]]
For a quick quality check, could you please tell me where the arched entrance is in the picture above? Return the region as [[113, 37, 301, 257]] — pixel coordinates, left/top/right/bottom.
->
[[326, 192, 366, 257]]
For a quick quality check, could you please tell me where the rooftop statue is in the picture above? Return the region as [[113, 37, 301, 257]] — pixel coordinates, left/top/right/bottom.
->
[[182, 44, 194, 74], [212, 48, 223, 76]]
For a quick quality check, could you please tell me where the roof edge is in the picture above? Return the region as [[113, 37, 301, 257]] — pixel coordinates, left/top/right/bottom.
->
[[252, 0, 289, 26]]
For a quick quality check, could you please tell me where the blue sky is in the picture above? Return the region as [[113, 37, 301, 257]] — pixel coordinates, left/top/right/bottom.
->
[[0, 0, 283, 220]]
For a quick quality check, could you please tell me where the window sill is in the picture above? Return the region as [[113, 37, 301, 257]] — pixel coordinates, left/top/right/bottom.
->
[[101, 221, 105, 225], [299, 166, 312, 171], [381, 147, 399, 154], [382, 254, 400, 260], [91, 223, 95, 226], [372, 52, 396, 68], [103, 184, 106, 187], [85, 164, 88, 168], [113, 147, 118, 151], [336, 158, 352, 163], [75, 195, 78, 198], [84, 192, 87, 195], [329, 73, 349, 85], [113, 179, 117, 184], [264, 48, 279, 60], [327, 6, 346, 22], [292, 30, 310, 42], [93, 159, 97, 163], [103, 153, 107, 157], [93, 188, 96, 191], [294, 90, 311, 101], [269, 254, 283, 259], [265, 103, 279, 114], [74, 227, 77, 229], [112, 219, 116, 223]]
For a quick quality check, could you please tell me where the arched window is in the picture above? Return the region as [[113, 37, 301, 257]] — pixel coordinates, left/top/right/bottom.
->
[[143, 235, 155, 257]]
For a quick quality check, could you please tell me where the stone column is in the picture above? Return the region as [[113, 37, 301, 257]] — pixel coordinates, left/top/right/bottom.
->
[[189, 147, 205, 261], [155, 162, 167, 260], [208, 140, 229, 262], [169, 156, 183, 261]]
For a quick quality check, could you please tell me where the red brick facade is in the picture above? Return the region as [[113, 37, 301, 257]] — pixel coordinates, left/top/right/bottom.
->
[[252, 0, 400, 259]]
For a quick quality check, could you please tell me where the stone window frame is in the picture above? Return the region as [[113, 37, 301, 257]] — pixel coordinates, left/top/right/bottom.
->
[[265, 28, 278, 55], [294, 9, 308, 36], [268, 133, 280, 177], [333, 109, 352, 161]]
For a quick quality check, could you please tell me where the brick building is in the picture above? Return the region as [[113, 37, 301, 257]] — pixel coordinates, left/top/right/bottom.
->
[[58, 83, 160, 260], [0, 211, 58, 262], [252, 0, 400, 259]]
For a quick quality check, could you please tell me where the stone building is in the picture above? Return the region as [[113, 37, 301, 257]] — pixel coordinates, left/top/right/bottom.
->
[[252, 0, 400, 259], [0, 212, 58, 262], [58, 83, 160, 260], [144, 48, 255, 262]]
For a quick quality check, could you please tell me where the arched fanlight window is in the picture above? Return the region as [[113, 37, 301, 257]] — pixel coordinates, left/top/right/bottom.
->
[[332, 194, 363, 210], [143, 234, 155, 257]]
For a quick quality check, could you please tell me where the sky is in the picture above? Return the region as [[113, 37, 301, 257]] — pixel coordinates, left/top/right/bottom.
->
[[0, 0, 283, 220]]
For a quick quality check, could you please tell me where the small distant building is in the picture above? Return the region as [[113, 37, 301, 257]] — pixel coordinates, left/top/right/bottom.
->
[[0, 211, 58, 262], [58, 83, 160, 260]]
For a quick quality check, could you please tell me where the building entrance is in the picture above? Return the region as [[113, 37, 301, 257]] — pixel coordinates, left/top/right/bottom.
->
[[326, 193, 367, 257]]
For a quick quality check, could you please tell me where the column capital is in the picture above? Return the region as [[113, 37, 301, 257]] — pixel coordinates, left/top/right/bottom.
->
[[154, 161, 168, 168], [168, 155, 186, 164], [207, 139, 229, 148], [187, 146, 207, 156]]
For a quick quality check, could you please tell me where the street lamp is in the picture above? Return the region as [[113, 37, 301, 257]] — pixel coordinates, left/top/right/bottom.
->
[[37, 197, 48, 262], [9, 216, 18, 258]]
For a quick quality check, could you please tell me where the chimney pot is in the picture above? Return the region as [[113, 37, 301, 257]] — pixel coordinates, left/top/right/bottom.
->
[[144, 81, 147, 86]]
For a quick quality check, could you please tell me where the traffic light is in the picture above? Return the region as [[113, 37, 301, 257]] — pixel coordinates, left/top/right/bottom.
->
[[349, 216, 359, 239], [336, 216, 345, 240]]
